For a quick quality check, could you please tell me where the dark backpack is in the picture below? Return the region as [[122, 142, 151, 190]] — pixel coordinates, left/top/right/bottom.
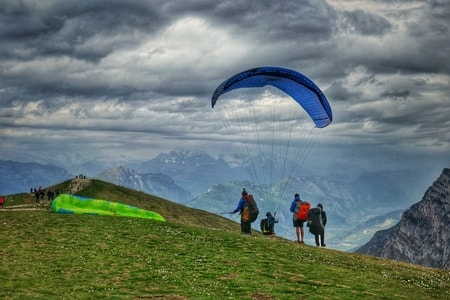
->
[[293, 201, 310, 221], [242, 194, 259, 223], [307, 207, 324, 234]]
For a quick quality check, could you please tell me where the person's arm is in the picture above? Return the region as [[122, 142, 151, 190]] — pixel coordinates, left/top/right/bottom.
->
[[232, 198, 244, 213], [289, 201, 295, 212], [322, 211, 327, 226]]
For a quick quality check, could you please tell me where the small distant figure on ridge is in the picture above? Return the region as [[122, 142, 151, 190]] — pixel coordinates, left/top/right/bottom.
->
[[0, 195, 5, 208], [35, 190, 40, 204]]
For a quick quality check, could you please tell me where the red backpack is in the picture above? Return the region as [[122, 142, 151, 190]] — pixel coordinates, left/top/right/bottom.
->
[[294, 201, 310, 222]]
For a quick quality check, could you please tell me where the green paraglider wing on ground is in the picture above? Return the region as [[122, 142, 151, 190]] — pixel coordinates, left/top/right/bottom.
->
[[51, 194, 165, 221]]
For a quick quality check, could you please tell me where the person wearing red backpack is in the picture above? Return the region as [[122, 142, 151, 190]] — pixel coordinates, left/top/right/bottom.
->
[[290, 193, 307, 243], [231, 188, 253, 234]]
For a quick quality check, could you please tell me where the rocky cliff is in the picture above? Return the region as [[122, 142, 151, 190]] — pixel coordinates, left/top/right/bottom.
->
[[356, 168, 450, 269]]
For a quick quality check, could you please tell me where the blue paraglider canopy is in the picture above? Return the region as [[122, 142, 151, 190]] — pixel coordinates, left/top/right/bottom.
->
[[210, 66, 332, 215], [211, 66, 332, 128]]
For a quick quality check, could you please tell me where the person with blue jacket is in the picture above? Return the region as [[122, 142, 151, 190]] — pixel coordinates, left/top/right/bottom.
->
[[231, 188, 252, 234], [290, 193, 305, 243]]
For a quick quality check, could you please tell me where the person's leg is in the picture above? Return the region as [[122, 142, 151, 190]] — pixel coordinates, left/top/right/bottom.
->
[[240, 221, 245, 234], [320, 229, 326, 247], [295, 226, 301, 242], [242, 222, 250, 234], [315, 234, 320, 246], [300, 226, 304, 243]]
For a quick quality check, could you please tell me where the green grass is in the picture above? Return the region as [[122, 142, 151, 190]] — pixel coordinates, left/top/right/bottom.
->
[[0, 180, 448, 299]]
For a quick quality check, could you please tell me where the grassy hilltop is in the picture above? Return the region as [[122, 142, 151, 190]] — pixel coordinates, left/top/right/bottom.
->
[[0, 180, 448, 299]]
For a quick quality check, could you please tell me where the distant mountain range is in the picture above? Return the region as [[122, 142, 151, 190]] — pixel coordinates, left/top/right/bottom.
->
[[0, 160, 72, 194], [127, 149, 247, 195], [95, 166, 194, 203], [0, 149, 444, 253], [356, 168, 450, 269]]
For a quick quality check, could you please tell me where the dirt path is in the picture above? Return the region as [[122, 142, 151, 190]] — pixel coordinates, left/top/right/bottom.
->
[[0, 205, 47, 211], [68, 178, 92, 194]]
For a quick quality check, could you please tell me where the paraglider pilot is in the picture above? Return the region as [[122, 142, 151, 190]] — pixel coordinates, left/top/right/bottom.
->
[[262, 211, 278, 236], [231, 188, 252, 234]]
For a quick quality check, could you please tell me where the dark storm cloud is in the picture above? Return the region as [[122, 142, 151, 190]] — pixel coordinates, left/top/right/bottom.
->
[[0, 0, 448, 170], [0, 1, 167, 62], [380, 90, 410, 100], [355, 1, 449, 75], [340, 9, 391, 36], [0, 0, 339, 104], [0, 1, 168, 108], [213, 1, 335, 40], [324, 81, 361, 102], [406, 1, 450, 73]]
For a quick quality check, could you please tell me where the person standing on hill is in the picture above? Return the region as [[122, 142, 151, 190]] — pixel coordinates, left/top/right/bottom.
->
[[231, 188, 253, 234], [290, 193, 306, 243], [0, 195, 4, 208], [35, 190, 40, 204], [307, 203, 327, 247]]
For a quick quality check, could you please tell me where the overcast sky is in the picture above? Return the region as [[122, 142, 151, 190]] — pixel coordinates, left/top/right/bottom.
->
[[1, 0, 449, 175]]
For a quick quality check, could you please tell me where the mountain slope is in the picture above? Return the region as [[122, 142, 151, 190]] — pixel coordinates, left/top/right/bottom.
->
[[71, 179, 241, 231], [331, 209, 404, 251], [2, 153, 443, 253], [132, 149, 245, 195], [0, 181, 448, 299], [356, 168, 450, 269]]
